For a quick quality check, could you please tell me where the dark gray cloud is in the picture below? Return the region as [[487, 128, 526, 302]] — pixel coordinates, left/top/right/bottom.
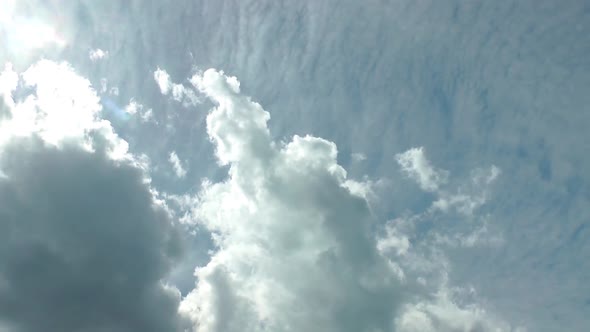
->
[[0, 137, 187, 332]]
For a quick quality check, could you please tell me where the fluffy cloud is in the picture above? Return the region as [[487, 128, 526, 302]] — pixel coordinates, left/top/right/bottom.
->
[[154, 67, 200, 107], [0, 60, 118, 152], [0, 60, 189, 331], [176, 69, 517, 332], [154, 67, 173, 95], [179, 69, 402, 331]]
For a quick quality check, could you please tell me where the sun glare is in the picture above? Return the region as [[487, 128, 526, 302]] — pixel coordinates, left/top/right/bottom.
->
[[12, 18, 66, 49], [0, 2, 66, 54]]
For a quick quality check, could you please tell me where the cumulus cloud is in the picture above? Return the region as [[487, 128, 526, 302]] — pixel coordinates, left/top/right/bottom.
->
[[154, 67, 200, 107], [0, 60, 189, 331], [169, 151, 188, 178], [179, 69, 402, 331], [175, 68, 517, 332]]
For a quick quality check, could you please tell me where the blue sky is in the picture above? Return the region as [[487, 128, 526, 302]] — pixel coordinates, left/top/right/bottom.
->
[[0, 1, 589, 331]]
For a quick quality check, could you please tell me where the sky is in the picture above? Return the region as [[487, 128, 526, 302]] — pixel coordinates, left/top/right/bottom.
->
[[0, 0, 589, 331]]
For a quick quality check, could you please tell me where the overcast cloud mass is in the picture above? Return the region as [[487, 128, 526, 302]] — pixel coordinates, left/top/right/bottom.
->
[[1, 0, 589, 331]]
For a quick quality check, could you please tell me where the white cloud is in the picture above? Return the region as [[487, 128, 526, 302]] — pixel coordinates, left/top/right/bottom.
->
[[154, 67, 172, 95], [123, 99, 155, 123], [169, 151, 188, 178], [176, 68, 516, 332], [125, 98, 141, 115], [0, 60, 128, 160], [89, 48, 109, 61], [180, 68, 403, 331], [141, 108, 155, 123], [396, 289, 524, 332], [154, 67, 200, 107], [0, 63, 18, 109], [396, 147, 448, 192]]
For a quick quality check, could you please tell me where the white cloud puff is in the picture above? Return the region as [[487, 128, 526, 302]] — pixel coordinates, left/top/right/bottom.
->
[[154, 67, 173, 95]]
